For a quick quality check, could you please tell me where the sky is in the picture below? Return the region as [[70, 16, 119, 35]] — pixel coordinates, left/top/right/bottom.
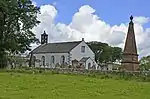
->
[[31, 0, 150, 58]]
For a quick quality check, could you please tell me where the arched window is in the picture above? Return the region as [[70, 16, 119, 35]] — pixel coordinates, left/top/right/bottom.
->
[[51, 56, 55, 64], [41, 56, 45, 66], [60, 55, 65, 64], [88, 63, 91, 69]]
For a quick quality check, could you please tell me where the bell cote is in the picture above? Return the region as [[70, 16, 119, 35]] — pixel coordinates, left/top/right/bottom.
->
[[41, 31, 48, 44]]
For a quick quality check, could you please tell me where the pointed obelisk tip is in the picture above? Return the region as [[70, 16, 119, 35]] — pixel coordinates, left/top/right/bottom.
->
[[130, 15, 133, 21]]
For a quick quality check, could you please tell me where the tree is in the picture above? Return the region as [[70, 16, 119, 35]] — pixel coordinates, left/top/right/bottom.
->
[[139, 55, 150, 71], [0, 0, 40, 68], [111, 47, 122, 62], [87, 41, 122, 64]]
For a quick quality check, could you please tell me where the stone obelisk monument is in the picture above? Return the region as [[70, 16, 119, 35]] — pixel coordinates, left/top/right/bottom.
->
[[121, 15, 139, 71]]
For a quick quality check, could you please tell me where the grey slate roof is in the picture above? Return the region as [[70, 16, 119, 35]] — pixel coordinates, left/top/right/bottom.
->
[[79, 57, 90, 62], [32, 41, 82, 54]]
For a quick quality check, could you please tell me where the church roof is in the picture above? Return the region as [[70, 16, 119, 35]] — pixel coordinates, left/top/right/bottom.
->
[[32, 41, 82, 54]]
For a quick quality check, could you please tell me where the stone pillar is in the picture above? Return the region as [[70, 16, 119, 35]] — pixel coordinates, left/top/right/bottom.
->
[[121, 16, 139, 71]]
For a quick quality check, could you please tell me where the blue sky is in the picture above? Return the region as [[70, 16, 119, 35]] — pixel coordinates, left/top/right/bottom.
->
[[32, 0, 150, 57], [34, 0, 150, 27]]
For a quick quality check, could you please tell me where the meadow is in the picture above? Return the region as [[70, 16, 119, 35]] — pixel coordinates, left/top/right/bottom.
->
[[0, 72, 150, 99]]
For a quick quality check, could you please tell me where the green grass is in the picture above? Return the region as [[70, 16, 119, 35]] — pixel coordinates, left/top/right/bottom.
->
[[0, 72, 150, 99]]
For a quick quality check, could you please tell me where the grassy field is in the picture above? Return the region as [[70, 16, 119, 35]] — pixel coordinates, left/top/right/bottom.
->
[[0, 72, 150, 99]]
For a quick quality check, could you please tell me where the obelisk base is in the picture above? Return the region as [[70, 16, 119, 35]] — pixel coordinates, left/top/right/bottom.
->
[[121, 62, 139, 71]]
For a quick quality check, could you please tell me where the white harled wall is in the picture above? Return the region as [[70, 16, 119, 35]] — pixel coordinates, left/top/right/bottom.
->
[[33, 53, 69, 68], [70, 41, 95, 62]]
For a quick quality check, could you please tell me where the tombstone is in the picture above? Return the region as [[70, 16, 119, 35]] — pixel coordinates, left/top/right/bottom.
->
[[107, 62, 113, 71]]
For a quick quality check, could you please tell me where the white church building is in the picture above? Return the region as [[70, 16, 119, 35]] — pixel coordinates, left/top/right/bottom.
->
[[30, 31, 98, 70]]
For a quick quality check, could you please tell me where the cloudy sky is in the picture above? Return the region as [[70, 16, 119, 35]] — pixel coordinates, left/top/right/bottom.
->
[[31, 0, 150, 58]]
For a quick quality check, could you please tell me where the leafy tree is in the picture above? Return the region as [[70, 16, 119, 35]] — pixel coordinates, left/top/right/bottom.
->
[[111, 47, 122, 62], [87, 41, 122, 64], [0, 0, 40, 68], [139, 55, 150, 71]]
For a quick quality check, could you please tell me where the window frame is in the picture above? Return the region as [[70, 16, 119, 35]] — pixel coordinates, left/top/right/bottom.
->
[[51, 56, 55, 64], [41, 56, 45, 66], [81, 46, 85, 53], [60, 55, 65, 64]]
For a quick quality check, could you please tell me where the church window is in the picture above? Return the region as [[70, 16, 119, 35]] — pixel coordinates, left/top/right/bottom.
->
[[88, 63, 91, 69], [41, 56, 45, 66], [60, 55, 65, 64], [51, 56, 55, 64], [81, 46, 85, 53]]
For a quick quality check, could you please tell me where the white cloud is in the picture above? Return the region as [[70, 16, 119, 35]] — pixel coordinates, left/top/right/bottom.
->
[[133, 16, 150, 25], [32, 5, 57, 41], [32, 4, 150, 58]]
